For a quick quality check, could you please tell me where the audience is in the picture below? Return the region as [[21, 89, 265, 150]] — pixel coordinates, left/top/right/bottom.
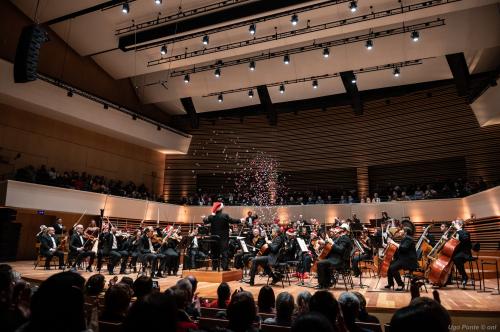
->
[[99, 284, 131, 323], [263, 291, 295, 326], [257, 285, 276, 314], [84, 274, 105, 300], [204, 282, 231, 309], [0, 265, 458, 332]]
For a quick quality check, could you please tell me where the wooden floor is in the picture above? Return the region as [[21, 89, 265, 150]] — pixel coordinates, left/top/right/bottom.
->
[[10, 260, 500, 317]]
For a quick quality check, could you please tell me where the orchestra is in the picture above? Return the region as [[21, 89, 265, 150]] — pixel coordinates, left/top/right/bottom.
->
[[34, 208, 478, 293]]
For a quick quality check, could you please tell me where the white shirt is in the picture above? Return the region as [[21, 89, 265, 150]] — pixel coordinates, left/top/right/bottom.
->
[[192, 236, 198, 249], [79, 235, 84, 246], [112, 234, 118, 250], [148, 238, 153, 251], [50, 236, 56, 249]]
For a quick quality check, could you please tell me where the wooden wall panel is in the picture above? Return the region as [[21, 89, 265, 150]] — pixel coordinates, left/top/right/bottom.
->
[[164, 85, 500, 202]]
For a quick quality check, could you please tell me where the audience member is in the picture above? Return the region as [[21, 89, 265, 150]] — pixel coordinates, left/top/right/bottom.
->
[[132, 275, 153, 300], [338, 292, 369, 332], [0, 264, 27, 332], [226, 291, 258, 332], [352, 291, 380, 324], [257, 285, 275, 313], [99, 284, 131, 323], [205, 282, 231, 309], [390, 297, 451, 332], [292, 312, 334, 332], [309, 291, 340, 329], [84, 274, 105, 299], [296, 290, 312, 315], [263, 291, 295, 326], [122, 292, 177, 332]]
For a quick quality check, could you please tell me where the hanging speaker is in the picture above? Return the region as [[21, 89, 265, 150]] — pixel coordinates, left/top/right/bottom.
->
[[14, 24, 48, 83]]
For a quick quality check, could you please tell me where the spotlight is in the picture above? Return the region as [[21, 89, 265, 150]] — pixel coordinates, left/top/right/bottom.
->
[[312, 80, 318, 89], [218, 94, 223, 102], [103, 104, 108, 109], [249, 61, 256, 71], [184, 74, 190, 83], [160, 45, 167, 55], [351, 75, 357, 84], [411, 30, 420, 42], [248, 90, 254, 98], [155, 0, 162, 4], [157, 125, 161, 131], [122, 3, 129, 14], [322, 47, 330, 58], [393, 67, 400, 77], [214, 68, 221, 78], [349, 1, 357, 12], [67, 90, 73, 97], [279, 84, 285, 94], [283, 54, 290, 64], [202, 35, 209, 45], [365, 39, 373, 50], [249, 23, 256, 35], [291, 14, 299, 26]]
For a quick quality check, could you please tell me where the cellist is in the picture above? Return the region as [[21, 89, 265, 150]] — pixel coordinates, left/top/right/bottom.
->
[[384, 226, 418, 291]]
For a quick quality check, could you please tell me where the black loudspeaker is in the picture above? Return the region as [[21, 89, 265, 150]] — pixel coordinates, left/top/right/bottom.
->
[[14, 24, 48, 83]]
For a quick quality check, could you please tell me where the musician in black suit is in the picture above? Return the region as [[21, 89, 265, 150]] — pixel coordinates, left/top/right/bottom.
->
[[385, 227, 418, 291], [245, 211, 259, 227], [39, 227, 65, 269], [69, 224, 95, 272], [124, 229, 141, 273], [53, 217, 65, 236], [452, 219, 472, 287], [234, 227, 264, 269], [187, 227, 206, 269], [317, 224, 353, 289], [96, 225, 126, 275], [138, 227, 160, 278], [202, 202, 243, 271], [249, 226, 284, 286]]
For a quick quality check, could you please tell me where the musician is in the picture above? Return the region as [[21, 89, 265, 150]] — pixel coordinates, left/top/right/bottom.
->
[[187, 226, 206, 269], [249, 226, 284, 286], [452, 219, 472, 287], [297, 231, 317, 277], [162, 228, 181, 276], [36, 225, 47, 243], [85, 219, 99, 238], [202, 202, 244, 271], [96, 225, 126, 275], [53, 217, 65, 236], [384, 227, 418, 291], [124, 229, 142, 273], [245, 211, 259, 228], [234, 227, 264, 269], [69, 224, 95, 272], [351, 228, 373, 277], [283, 228, 299, 262], [138, 227, 161, 278], [39, 227, 65, 270], [317, 223, 353, 289]]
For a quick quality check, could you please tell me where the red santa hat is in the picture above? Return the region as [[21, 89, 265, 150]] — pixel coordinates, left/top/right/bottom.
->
[[211, 202, 224, 215], [286, 228, 296, 236]]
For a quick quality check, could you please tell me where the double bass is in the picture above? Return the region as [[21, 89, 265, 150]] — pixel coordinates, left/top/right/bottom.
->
[[426, 222, 461, 286]]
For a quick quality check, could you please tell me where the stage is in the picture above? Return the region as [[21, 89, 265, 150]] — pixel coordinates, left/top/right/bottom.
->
[[8, 261, 500, 326]]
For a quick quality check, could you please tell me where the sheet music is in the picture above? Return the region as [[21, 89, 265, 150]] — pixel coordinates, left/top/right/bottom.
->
[[297, 238, 308, 252], [240, 240, 249, 253]]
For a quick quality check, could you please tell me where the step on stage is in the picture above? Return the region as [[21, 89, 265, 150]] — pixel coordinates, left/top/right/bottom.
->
[[9, 261, 500, 326]]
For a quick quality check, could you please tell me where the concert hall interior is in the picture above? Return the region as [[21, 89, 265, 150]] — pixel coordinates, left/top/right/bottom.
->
[[1, 0, 500, 332]]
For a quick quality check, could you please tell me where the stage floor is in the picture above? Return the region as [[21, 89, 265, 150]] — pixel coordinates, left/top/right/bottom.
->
[[9, 261, 500, 320]]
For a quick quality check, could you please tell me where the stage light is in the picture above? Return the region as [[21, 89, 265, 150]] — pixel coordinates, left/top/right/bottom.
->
[[279, 84, 285, 94], [351, 75, 357, 84], [323, 47, 330, 58], [155, 0, 162, 4], [122, 3, 129, 14], [160, 45, 167, 55], [365, 39, 373, 50], [248, 90, 254, 98], [67, 90, 73, 97], [283, 54, 290, 64], [249, 61, 256, 71], [291, 14, 299, 26], [312, 80, 318, 89], [184, 74, 190, 83], [393, 67, 400, 77], [202, 35, 209, 45], [218, 94, 223, 102], [411, 30, 420, 42], [249, 23, 256, 35], [214, 68, 221, 78], [349, 1, 357, 12]]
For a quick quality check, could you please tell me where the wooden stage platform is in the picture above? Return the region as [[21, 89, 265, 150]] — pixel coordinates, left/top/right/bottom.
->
[[9, 261, 500, 326]]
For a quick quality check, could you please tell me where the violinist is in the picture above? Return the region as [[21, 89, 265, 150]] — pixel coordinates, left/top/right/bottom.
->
[[245, 211, 259, 228], [234, 227, 264, 270], [84, 219, 99, 250], [249, 226, 284, 286], [138, 227, 161, 278], [297, 230, 315, 278], [53, 217, 65, 237], [187, 226, 206, 269], [283, 228, 300, 262], [384, 226, 418, 291], [452, 219, 472, 287], [317, 223, 353, 289], [96, 224, 126, 275], [124, 229, 141, 273], [351, 228, 373, 277], [162, 227, 182, 276], [69, 224, 95, 272], [39, 227, 65, 270]]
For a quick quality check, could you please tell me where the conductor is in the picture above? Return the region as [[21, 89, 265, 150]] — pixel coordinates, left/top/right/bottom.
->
[[202, 202, 244, 271]]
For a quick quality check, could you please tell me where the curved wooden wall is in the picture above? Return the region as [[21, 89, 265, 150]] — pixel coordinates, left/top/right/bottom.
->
[[164, 84, 500, 201]]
